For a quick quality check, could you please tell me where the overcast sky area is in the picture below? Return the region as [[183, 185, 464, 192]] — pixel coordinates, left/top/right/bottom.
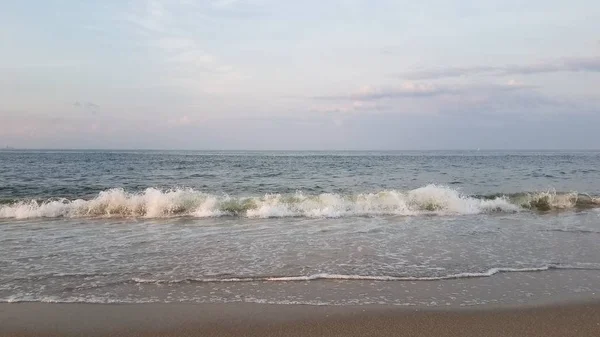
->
[[1, 0, 600, 150]]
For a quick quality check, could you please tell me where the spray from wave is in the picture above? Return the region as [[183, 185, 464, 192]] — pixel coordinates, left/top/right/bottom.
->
[[1, 185, 598, 219]]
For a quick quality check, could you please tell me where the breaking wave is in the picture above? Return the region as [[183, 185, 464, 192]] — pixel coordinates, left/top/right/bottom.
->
[[1, 185, 598, 219]]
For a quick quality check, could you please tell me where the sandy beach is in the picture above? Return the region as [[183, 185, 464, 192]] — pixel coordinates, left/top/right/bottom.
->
[[1, 301, 599, 337]]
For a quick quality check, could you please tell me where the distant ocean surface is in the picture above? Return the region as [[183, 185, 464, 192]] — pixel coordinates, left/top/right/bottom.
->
[[1, 150, 600, 306]]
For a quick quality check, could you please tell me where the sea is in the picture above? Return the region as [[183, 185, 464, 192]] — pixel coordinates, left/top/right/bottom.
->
[[1, 150, 600, 307]]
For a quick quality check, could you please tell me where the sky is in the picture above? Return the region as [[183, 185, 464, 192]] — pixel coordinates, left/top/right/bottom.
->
[[1, 0, 599, 150]]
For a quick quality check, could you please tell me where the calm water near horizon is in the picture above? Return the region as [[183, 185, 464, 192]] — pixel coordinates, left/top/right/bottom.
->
[[1, 150, 600, 306]]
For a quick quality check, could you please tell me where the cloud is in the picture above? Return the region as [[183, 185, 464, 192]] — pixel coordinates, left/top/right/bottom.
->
[[403, 56, 600, 80], [121, 1, 240, 93], [315, 82, 453, 101], [310, 101, 388, 114], [316, 81, 534, 102], [310, 80, 586, 119]]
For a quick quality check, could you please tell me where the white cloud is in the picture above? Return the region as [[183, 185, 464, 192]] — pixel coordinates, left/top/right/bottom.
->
[[121, 0, 242, 94], [316, 82, 452, 101], [311, 101, 386, 114], [309, 79, 594, 119]]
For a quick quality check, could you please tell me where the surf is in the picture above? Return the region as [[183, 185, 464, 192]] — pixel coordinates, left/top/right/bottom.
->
[[1, 185, 598, 219]]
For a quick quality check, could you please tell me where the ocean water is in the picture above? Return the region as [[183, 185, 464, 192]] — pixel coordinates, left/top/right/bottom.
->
[[1, 150, 600, 306]]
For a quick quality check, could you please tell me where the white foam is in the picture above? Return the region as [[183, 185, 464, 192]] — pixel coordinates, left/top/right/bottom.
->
[[265, 267, 554, 282], [129, 264, 597, 284], [525, 190, 579, 209], [0, 185, 576, 220], [4, 264, 599, 304]]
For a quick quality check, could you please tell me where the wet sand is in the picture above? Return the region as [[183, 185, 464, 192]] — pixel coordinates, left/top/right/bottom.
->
[[1, 301, 600, 337]]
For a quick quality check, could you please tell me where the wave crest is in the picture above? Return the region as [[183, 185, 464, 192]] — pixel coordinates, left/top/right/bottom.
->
[[0, 185, 597, 219]]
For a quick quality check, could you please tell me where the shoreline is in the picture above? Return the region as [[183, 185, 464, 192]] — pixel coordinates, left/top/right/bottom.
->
[[4, 268, 598, 307], [2, 300, 600, 337]]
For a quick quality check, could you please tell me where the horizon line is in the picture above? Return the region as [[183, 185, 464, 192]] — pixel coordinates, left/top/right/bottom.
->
[[2, 148, 600, 152]]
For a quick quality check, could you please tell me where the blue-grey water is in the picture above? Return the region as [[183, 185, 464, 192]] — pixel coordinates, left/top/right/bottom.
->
[[1, 150, 600, 306]]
